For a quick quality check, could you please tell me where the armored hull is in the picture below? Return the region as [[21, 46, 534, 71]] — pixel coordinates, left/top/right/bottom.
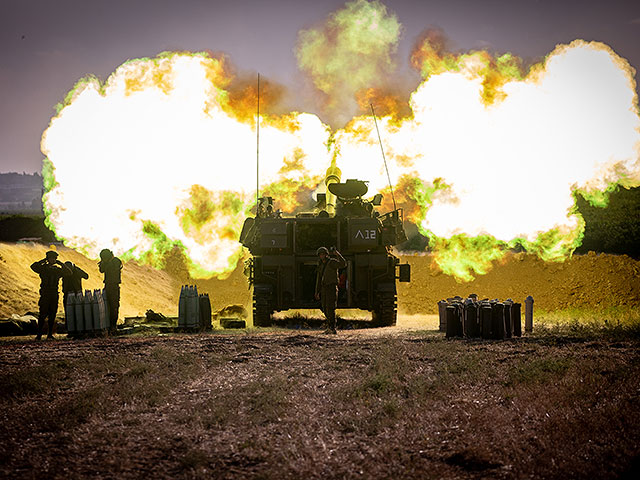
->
[[240, 175, 410, 327]]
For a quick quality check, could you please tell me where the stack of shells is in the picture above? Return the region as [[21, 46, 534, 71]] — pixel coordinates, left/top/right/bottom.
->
[[438, 295, 534, 339], [178, 285, 212, 330], [65, 289, 109, 335]]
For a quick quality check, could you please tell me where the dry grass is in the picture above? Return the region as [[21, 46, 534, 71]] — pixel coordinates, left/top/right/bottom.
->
[[535, 306, 640, 340], [0, 328, 639, 479]]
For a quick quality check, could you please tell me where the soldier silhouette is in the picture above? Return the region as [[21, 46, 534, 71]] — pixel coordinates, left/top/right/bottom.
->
[[99, 249, 122, 333], [30, 250, 72, 340], [62, 261, 89, 307], [315, 246, 346, 334]]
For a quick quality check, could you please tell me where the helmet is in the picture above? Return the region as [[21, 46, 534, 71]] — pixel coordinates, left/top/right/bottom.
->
[[99, 248, 114, 261], [316, 247, 329, 256], [45, 250, 58, 260]]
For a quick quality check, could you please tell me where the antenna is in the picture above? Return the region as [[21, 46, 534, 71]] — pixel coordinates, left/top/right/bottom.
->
[[256, 73, 260, 213], [370, 103, 397, 211]]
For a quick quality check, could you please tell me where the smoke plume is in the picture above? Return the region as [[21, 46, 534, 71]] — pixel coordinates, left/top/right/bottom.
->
[[334, 40, 639, 279], [41, 2, 640, 282], [41, 52, 331, 278], [295, 0, 401, 125]]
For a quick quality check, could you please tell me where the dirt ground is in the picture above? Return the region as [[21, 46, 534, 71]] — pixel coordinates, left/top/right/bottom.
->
[[0, 329, 638, 479], [2, 243, 640, 478], [2, 243, 639, 321], [398, 251, 640, 314]]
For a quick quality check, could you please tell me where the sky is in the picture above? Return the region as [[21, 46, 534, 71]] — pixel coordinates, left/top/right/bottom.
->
[[1, 0, 639, 174]]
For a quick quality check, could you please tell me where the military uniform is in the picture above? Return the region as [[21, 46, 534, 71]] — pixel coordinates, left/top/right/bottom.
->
[[61, 263, 89, 306], [315, 248, 346, 333], [30, 254, 71, 339], [99, 251, 122, 331]]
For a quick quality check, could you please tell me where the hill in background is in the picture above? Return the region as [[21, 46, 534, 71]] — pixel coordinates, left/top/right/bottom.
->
[[0, 172, 43, 214], [1, 242, 638, 320]]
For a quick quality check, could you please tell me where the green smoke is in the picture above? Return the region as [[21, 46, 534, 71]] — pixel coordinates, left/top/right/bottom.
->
[[296, 0, 401, 122]]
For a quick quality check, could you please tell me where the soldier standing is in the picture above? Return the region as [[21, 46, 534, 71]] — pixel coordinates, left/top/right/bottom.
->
[[315, 246, 346, 334], [61, 261, 89, 307], [99, 249, 122, 333], [30, 250, 72, 340]]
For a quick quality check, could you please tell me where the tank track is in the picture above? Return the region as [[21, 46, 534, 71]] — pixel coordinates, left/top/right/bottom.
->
[[372, 292, 397, 327], [253, 293, 273, 327]]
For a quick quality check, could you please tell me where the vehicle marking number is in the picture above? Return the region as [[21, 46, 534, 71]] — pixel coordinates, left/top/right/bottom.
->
[[355, 229, 376, 240]]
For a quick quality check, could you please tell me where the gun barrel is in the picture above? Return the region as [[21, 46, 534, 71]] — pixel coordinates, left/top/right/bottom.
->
[[324, 164, 341, 216]]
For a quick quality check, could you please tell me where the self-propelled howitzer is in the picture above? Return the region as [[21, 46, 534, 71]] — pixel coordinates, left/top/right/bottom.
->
[[239, 166, 411, 327]]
